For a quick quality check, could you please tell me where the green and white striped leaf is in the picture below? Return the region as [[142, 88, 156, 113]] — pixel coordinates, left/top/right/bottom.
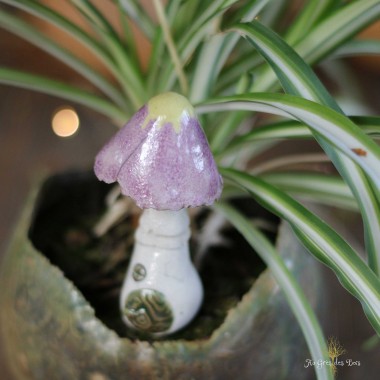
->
[[189, 0, 271, 103], [116, 0, 155, 39], [333, 39, 380, 59], [284, 0, 335, 45], [159, 0, 240, 92], [0, 0, 143, 109], [296, 0, 380, 65], [0, 8, 125, 108], [215, 202, 333, 380], [197, 93, 380, 188], [0, 67, 126, 123], [70, 0, 146, 108], [146, 0, 183, 94], [216, 51, 262, 94], [229, 20, 380, 276], [260, 172, 357, 211], [220, 168, 380, 334], [222, 116, 380, 157], [0, 0, 107, 63], [248, 0, 380, 93], [234, 22, 337, 105], [190, 33, 234, 103]]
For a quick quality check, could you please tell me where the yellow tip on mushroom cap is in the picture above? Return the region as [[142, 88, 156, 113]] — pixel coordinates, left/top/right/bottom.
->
[[141, 92, 195, 133]]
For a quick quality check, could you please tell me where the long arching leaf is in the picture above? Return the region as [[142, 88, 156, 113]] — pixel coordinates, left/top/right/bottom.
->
[[0, 7, 125, 108], [215, 202, 333, 380], [197, 93, 380, 188], [233, 20, 380, 276], [0, 67, 126, 123], [220, 168, 380, 334]]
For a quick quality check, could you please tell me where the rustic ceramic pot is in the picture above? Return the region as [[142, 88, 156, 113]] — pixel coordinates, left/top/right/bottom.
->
[[0, 171, 323, 380]]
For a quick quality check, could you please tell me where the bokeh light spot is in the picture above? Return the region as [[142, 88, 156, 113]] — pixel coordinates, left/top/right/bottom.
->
[[52, 107, 80, 137]]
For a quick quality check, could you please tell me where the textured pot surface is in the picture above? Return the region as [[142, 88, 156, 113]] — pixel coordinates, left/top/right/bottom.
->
[[0, 172, 323, 380]]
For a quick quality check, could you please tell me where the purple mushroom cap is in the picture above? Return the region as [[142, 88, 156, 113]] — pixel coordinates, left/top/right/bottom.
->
[[94, 92, 223, 210]]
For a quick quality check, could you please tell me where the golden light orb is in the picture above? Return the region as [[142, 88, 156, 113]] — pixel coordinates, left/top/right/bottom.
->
[[52, 107, 80, 137]]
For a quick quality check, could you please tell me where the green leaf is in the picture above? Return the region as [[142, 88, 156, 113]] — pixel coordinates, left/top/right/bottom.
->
[[190, 33, 233, 102], [284, 0, 335, 45], [116, 0, 155, 39], [0, 0, 149, 111], [333, 39, 380, 59], [0, 7, 126, 108], [221, 168, 380, 334], [209, 74, 252, 153], [248, 0, 380, 92], [228, 0, 272, 25], [234, 22, 337, 106], [296, 0, 380, 64], [215, 202, 333, 380], [189, 0, 271, 102], [200, 94, 380, 276], [152, 0, 188, 95], [170, 0, 201, 37], [115, 0, 138, 61], [216, 51, 262, 94], [0, 0, 105, 59], [352, 117, 380, 137], [231, 20, 380, 276], [70, 0, 146, 108], [222, 117, 380, 157], [197, 93, 380, 187], [159, 0, 241, 92], [224, 120, 311, 156], [0, 67, 126, 123], [245, 0, 380, 92], [261, 172, 357, 211], [147, 0, 182, 96]]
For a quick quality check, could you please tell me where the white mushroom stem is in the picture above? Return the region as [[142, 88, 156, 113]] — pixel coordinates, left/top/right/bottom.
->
[[120, 208, 203, 336]]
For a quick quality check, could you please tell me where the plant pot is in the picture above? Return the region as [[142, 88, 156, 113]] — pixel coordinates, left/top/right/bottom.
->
[[0, 171, 323, 380]]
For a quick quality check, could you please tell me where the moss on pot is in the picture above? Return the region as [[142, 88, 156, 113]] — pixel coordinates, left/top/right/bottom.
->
[[0, 171, 323, 380]]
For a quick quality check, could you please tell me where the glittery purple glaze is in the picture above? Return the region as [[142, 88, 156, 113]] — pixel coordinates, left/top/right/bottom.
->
[[94, 108, 223, 210], [94, 106, 150, 183]]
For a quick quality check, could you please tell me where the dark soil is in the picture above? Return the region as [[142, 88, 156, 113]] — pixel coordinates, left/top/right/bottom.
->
[[28, 171, 277, 341]]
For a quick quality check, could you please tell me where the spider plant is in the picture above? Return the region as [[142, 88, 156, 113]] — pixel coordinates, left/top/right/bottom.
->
[[1, 1, 380, 379]]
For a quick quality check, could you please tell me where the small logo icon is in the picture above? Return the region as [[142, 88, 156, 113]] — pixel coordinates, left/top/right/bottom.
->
[[328, 336, 346, 376]]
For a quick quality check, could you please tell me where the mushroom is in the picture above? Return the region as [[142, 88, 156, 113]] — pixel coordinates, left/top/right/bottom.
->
[[94, 92, 223, 336]]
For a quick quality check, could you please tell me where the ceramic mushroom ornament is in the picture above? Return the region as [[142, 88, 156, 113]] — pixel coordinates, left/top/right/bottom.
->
[[94, 92, 223, 336]]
